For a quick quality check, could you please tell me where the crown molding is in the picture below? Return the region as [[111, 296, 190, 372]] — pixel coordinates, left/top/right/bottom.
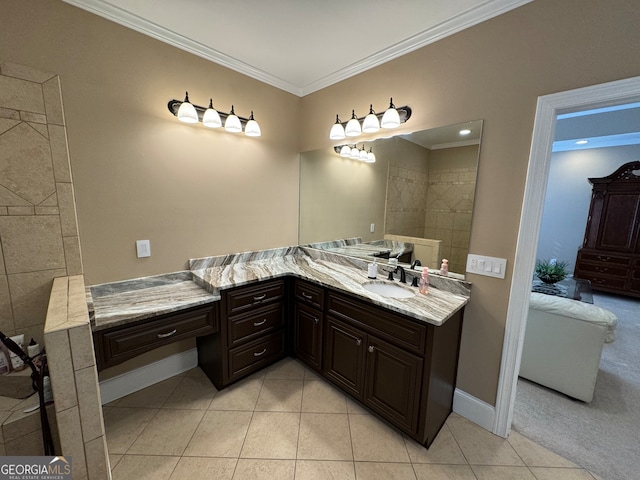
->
[[63, 0, 532, 98], [299, 0, 533, 96]]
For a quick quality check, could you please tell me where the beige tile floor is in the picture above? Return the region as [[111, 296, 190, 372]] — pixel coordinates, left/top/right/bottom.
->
[[103, 358, 605, 480]]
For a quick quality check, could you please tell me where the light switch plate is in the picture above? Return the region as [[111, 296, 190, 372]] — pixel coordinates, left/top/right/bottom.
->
[[466, 254, 507, 279], [136, 239, 151, 258]]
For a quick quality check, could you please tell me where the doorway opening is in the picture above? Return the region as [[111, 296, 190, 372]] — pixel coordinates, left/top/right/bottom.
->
[[492, 75, 640, 437]]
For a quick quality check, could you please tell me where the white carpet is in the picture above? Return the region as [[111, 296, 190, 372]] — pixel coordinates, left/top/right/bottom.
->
[[513, 292, 640, 480]]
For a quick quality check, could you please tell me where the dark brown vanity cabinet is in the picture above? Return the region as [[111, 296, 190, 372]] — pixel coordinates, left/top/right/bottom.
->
[[94, 303, 218, 371], [292, 279, 324, 371], [198, 279, 287, 389], [324, 291, 463, 447]]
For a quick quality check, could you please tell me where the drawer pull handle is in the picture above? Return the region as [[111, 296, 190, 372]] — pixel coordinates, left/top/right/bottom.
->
[[356, 339, 362, 346], [157, 329, 177, 339], [302, 292, 313, 300], [253, 348, 267, 357], [368, 345, 375, 353], [253, 294, 267, 302], [254, 319, 267, 327], [314, 317, 319, 325]]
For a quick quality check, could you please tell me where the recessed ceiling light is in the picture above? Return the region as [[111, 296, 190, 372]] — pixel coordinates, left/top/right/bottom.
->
[[459, 129, 471, 136], [576, 140, 589, 145]]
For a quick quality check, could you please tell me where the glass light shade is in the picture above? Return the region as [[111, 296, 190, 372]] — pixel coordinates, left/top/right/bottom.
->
[[350, 146, 360, 159], [177, 92, 198, 124], [329, 115, 345, 140], [381, 98, 400, 129], [245, 111, 261, 137], [345, 110, 362, 137], [339, 145, 351, 157], [366, 149, 376, 163], [224, 105, 242, 133], [359, 146, 368, 161], [202, 99, 222, 128], [362, 105, 380, 133]]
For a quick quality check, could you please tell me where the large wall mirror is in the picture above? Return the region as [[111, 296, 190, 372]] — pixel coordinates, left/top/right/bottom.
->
[[299, 120, 483, 276]]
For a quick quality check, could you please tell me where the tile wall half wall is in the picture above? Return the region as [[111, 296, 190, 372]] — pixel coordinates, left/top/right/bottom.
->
[[0, 62, 83, 344]]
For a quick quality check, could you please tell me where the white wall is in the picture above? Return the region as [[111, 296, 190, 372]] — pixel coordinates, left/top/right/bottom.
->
[[537, 144, 640, 272]]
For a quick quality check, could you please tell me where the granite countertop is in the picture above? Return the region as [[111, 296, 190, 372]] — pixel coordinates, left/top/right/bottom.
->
[[191, 247, 470, 327], [88, 246, 470, 332], [88, 271, 218, 331]]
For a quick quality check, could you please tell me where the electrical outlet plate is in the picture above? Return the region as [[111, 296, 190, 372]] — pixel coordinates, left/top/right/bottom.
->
[[466, 254, 507, 279], [136, 239, 151, 258]]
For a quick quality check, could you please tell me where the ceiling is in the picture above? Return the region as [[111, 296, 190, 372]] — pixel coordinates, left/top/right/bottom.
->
[[62, 0, 532, 96]]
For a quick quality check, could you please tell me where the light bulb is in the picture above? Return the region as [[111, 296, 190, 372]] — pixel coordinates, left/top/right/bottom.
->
[[225, 105, 242, 133], [381, 98, 400, 129], [359, 146, 368, 161], [362, 105, 380, 133], [366, 148, 376, 163], [329, 115, 345, 140], [244, 111, 261, 137], [202, 99, 222, 128], [177, 91, 198, 124], [340, 145, 351, 157], [345, 110, 362, 137], [350, 145, 360, 159]]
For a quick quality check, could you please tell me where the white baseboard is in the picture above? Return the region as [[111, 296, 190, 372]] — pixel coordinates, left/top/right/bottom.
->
[[453, 388, 497, 435], [98, 348, 198, 405]]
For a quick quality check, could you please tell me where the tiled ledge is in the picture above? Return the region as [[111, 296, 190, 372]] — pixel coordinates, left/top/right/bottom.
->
[[45, 275, 110, 480]]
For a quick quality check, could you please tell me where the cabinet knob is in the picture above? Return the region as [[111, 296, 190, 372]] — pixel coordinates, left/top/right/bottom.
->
[[356, 339, 362, 346], [253, 348, 267, 357], [253, 318, 267, 327], [314, 317, 319, 325], [253, 294, 267, 302], [302, 292, 313, 300], [368, 345, 375, 353]]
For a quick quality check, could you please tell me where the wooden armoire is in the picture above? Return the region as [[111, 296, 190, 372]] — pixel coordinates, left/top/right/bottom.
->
[[574, 161, 640, 297]]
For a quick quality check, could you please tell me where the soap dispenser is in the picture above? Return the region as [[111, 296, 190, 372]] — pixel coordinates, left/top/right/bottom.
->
[[440, 259, 449, 276], [367, 259, 378, 279], [419, 268, 429, 294]]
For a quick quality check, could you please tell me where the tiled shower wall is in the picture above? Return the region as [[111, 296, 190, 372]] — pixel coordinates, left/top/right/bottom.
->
[[385, 142, 477, 274], [0, 62, 83, 344], [384, 149, 430, 238], [423, 166, 477, 274]]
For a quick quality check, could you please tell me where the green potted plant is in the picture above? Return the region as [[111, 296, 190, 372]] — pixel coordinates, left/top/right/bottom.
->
[[535, 259, 568, 284]]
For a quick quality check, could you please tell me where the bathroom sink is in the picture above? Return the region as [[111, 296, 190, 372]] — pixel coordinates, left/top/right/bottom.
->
[[362, 281, 415, 298]]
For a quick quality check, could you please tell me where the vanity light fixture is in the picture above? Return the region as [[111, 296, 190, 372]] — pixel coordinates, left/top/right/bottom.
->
[[334, 144, 376, 163], [329, 98, 411, 140], [168, 92, 261, 137]]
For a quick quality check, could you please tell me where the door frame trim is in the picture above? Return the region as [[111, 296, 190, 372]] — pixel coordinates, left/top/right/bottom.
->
[[493, 76, 640, 437]]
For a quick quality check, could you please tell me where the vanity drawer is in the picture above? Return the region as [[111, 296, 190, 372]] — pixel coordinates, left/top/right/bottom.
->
[[228, 303, 285, 346], [225, 279, 285, 316], [228, 330, 285, 380], [294, 279, 324, 309], [327, 292, 426, 355], [96, 304, 218, 370]]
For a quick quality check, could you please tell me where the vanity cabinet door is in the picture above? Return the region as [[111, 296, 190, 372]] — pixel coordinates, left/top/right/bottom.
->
[[364, 336, 423, 434], [293, 302, 323, 371], [323, 316, 366, 399]]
